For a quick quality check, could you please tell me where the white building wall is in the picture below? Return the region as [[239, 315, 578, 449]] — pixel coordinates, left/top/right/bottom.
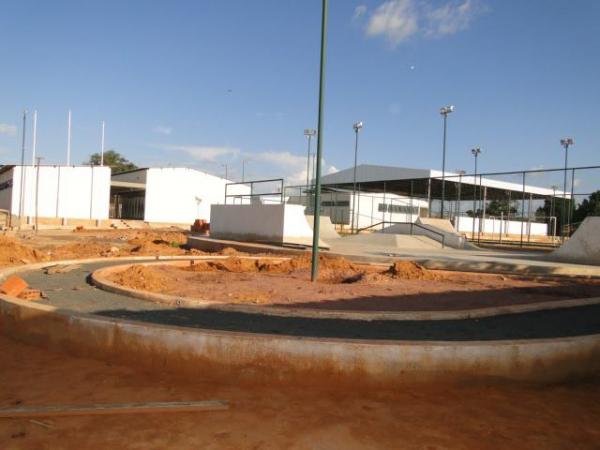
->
[[455, 216, 548, 236], [8, 166, 110, 220], [143, 168, 249, 224]]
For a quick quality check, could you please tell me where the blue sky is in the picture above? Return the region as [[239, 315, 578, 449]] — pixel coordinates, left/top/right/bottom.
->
[[0, 0, 599, 185]]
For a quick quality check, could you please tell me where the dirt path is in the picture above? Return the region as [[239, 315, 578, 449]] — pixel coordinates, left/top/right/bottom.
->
[[0, 335, 598, 449]]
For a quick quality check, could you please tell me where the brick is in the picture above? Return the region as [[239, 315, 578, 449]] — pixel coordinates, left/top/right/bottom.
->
[[17, 288, 43, 301], [0, 276, 29, 297]]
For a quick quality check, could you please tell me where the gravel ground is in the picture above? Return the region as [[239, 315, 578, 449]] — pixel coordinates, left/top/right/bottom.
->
[[19, 259, 600, 341]]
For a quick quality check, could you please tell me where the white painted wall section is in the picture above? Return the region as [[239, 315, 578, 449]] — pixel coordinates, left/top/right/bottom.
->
[[5, 166, 110, 220], [455, 216, 548, 236], [210, 204, 327, 247], [143, 168, 249, 224]]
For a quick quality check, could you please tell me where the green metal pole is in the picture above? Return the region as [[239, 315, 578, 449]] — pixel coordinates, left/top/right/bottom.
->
[[311, 0, 328, 282]]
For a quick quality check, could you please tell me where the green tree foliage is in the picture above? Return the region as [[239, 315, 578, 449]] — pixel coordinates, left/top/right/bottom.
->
[[85, 150, 138, 174], [573, 190, 600, 223]]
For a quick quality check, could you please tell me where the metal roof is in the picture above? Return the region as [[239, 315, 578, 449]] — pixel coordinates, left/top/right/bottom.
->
[[320, 164, 568, 199]]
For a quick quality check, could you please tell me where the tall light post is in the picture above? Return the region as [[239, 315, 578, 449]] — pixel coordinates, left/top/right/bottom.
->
[[100, 121, 105, 166], [439, 105, 454, 219], [471, 147, 481, 239], [351, 121, 363, 233], [18, 110, 27, 229], [304, 129, 317, 190], [241, 159, 250, 183], [310, 0, 328, 282], [221, 163, 229, 180], [34, 156, 44, 233], [560, 137, 574, 239]]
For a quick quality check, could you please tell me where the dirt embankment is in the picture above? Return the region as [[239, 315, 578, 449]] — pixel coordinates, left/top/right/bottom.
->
[[0, 229, 214, 268]]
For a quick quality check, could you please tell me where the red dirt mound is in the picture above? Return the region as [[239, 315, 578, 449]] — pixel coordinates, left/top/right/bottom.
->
[[0, 235, 46, 266], [109, 265, 174, 292]]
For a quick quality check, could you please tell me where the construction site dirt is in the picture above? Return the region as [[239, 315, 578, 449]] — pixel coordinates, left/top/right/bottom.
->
[[0, 335, 599, 449], [1, 229, 600, 449], [105, 255, 600, 311]]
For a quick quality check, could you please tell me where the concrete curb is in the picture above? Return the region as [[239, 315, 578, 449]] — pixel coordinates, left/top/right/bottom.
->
[[91, 259, 600, 321], [1, 291, 599, 385]]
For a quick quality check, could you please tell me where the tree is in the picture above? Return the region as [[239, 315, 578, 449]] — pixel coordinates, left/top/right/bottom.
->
[[85, 150, 138, 174], [573, 190, 600, 223]]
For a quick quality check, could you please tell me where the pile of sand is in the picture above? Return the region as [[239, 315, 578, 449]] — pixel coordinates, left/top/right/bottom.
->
[[109, 265, 174, 292], [0, 235, 46, 266], [184, 255, 434, 284], [386, 261, 438, 281]]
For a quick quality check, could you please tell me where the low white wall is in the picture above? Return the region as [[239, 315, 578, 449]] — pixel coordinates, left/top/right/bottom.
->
[[8, 166, 110, 220], [144, 168, 249, 224], [455, 216, 548, 236], [211, 204, 320, 246]]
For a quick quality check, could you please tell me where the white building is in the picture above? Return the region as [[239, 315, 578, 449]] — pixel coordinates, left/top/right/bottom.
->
[[0, 165, 111, 225], [110, 167, 250, 225], [288, 189, 429, 231]]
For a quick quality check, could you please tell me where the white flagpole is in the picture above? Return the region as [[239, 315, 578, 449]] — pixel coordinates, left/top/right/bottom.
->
[[31, 110, 38, 165], [100, 120, 105, 166], [66, 109, 72, 165]]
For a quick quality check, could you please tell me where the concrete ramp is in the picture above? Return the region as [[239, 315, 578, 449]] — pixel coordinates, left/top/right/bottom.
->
[[340, 233, 442, 250], [416, 218, 457, 233], [378, 218, 475, 250], [550, 217, 600, 265], [305, 215, 341, 241]]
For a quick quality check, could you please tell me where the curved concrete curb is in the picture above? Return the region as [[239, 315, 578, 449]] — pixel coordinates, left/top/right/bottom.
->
[[91, 259, 600, 321], [187, 235, 600, 278], [1, 291, 599, 386]]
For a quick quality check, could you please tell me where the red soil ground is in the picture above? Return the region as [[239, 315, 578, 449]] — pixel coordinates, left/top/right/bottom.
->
[[107, 255, 600, 311], [0, 335, 598, 449]]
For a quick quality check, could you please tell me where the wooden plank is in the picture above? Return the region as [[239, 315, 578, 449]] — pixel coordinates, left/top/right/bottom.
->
[[0, 400, 229, 418]]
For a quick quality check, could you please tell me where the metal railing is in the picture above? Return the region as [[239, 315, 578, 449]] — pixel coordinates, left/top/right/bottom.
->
[[224, 178, 284, 205]]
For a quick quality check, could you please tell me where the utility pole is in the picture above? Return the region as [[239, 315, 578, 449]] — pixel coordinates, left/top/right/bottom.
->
[[351, 121, 363, 233], [310, 0, 328, 282], [439, 105, 454, 218], [18, 110, 27, 229]]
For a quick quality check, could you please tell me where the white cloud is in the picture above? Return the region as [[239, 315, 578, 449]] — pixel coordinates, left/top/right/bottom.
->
[[363, 0, 485, 47], [327, 165, 339, 175], [425, 0, 484, 37], [165, 145, 240, 163], [366, 0, 418, 46], [353, 4, 368, 20], [153, 125, 173, 135], [159, 143, 336, 185], [244, 150, 337, 185], [0, 123, 17, 137]]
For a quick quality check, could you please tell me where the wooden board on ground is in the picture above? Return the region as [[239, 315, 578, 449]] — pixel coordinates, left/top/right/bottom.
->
[[0, 400, 229, 418]]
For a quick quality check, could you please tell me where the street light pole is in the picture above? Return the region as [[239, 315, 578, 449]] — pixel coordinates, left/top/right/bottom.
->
[[351, 121, 363, 233], [221, 163, 229, 180], [439, 105, 454, 219], [35, 156, 44, 233], [310, 0, 328, 282], [100, 121, 105, 166], [18, 110, 27, 230], [560, 138, 574, 239], [242, 159, 249, 183], [471, 148, 481, 239], [304, 129, 316, 190]]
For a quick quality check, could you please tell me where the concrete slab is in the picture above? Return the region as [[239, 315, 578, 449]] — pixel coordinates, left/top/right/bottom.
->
[[550, 217, 600, 266]]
